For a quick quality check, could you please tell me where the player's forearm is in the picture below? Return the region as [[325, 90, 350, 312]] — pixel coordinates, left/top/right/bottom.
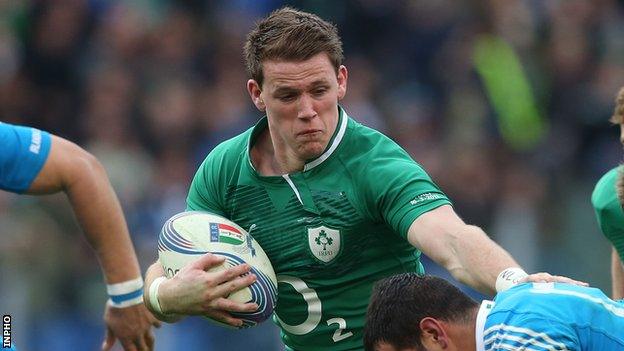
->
[[144, 262, 166, 315], [64, 152, 141, 283], [450, 225, 520, 295], [407, 207, 520, 295], [143, 261, 183, 323], [612, 248, 624, 300]]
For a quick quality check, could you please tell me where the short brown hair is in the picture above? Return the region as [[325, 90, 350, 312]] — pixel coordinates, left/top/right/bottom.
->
[[363, 274, 477, 351], [243, 7, 344, 87], [609, 87, 624, 124]]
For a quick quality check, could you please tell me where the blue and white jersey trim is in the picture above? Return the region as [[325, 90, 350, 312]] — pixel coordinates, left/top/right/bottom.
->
[[484, 324, 571, 351], [475, 300, 493, 351]]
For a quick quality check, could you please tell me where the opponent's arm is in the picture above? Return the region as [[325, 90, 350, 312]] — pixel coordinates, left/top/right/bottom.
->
[[407, 205, 586, 295], [29, 136, 141, 293], [144, 254, 259, 327], [612, 248, 624, 299], [27, 135, 159, 351]]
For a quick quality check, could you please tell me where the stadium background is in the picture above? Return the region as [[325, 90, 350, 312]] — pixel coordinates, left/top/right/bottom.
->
[[1, 0, 623, 350]]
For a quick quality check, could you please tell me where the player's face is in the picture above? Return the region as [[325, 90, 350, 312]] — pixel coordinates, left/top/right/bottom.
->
[[248, 53, 347, 162]]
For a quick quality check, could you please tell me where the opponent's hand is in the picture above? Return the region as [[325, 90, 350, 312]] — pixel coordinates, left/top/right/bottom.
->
[[158, 253, 259, 327], [101, 302, 161, 351], [519, 272, 589, 286]]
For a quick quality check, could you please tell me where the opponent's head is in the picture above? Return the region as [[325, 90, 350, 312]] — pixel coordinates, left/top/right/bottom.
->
[[364, 274, 478, 351], [244, 7, 347, 164]]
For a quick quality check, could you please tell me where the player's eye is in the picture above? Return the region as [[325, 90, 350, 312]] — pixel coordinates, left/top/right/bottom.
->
[[278, 94, 297, 102], [312, 88, 328, 96]]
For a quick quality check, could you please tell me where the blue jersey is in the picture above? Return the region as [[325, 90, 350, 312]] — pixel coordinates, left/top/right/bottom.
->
[[476, 282, 624, 351], [0, 122, 51, 193]]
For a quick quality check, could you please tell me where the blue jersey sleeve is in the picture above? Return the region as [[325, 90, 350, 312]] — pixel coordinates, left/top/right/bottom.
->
[[0, 122, 52, 193]]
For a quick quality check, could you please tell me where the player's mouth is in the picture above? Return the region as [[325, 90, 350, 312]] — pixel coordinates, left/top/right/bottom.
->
[[296, 129, 323, 138]]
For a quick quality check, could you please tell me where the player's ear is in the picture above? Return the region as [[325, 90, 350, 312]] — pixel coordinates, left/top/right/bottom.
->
[[247, 79, 266, 111], [337, 65, 347, 100], [419, 317, 449, 350]]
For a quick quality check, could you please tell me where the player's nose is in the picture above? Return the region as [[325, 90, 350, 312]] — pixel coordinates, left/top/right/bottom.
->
[[297, 94, 317, 120]]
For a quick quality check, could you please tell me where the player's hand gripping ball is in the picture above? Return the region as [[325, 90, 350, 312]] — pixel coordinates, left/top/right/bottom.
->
[[158, 211, 278, 328]]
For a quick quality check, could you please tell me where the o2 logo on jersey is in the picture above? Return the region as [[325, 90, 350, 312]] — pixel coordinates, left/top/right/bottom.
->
[[307, 225, 342, 263]]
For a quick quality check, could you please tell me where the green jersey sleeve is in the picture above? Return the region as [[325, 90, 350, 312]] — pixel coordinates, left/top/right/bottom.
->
[[186, 155, 226, 216], [353, 125, 451, 238], [592, 166, 624, 262], [186, 135, 248, 216]]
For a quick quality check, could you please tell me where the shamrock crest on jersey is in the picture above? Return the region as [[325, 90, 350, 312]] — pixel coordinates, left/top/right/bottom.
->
[[315, 230, 333, 250], [307, 225, 341, 263]]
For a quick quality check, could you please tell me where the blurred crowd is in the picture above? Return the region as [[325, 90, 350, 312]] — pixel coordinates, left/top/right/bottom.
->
[[1, 0, 623, 350]]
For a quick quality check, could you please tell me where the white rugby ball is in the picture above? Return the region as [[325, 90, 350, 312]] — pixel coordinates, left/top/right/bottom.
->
[[157, 211, 278, 328]]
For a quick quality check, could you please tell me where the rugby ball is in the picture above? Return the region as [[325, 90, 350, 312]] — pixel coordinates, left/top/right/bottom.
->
[[157, 211, 277, 328]]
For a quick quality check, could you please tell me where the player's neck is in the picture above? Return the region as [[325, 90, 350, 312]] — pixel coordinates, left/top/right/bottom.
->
[[466, 307, 479, 351], [448, 308, 479, 351], [251, 129, 306, 176]]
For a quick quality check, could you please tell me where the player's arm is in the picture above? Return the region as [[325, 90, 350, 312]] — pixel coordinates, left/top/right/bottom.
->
[[612, 248, 624, 299], [27, 135, 159, 351], [407, 205, 517, 294], [145, 144, 260, 326], [143, 262, 184, 323], [143, 254, 258, 326], [407, 205, 586, 295]]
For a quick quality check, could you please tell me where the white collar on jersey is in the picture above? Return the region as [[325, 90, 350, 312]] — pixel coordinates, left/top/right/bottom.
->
[[302, 106, 349, 172], [247, 106, 349, 174], [475, 300, 494, 351]]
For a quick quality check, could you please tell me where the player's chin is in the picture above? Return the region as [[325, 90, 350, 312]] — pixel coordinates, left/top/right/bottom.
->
[[299, 143, 325, 160]]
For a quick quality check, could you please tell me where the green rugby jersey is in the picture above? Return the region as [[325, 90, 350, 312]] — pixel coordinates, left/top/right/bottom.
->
[[592, 166, 624, 263], [187, 107, 450, 350]]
